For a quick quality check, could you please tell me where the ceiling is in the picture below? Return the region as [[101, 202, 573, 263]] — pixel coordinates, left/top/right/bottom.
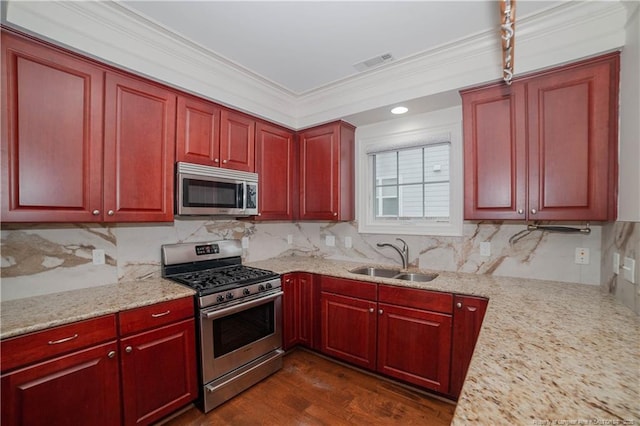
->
[[120, 1, 562, 96]]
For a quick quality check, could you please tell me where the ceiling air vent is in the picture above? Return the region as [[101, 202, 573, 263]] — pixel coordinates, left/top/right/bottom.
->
[[353, 53, 394, 72]]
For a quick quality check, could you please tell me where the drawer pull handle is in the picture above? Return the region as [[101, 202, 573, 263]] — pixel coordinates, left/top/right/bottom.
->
[[151, 310, 171, 318], [48, 334, 79, 345]]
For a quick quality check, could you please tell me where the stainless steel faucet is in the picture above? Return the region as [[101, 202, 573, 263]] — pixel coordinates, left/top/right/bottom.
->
[[377, 238, 409, 269]]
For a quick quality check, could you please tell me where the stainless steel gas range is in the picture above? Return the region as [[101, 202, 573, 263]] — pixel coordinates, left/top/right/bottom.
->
[[161, 239, 283, 412]]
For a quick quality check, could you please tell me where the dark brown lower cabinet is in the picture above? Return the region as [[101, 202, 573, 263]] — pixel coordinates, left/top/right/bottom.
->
[[1, 341, 121, 426], [377, 302, 452, 393], [120, 319, 198, 425], [282, 272, 317, 350], [449, 295, 488, 399]]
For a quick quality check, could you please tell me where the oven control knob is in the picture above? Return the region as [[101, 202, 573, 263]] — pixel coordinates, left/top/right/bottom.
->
[[258, 284, 266, 292], [226, 292, 234, 300], [216, 295, 224, 303], [266, 283, 273, 289], [243, 288, 250, 296]]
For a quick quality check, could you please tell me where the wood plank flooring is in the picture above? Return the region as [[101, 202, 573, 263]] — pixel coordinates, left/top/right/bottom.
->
[[160, 349, 456, 426]]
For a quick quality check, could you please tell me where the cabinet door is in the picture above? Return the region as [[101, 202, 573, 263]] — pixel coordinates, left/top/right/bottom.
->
[[283, 273, 315, 350], [462, 82, 527, 220], [220, 109, 255, 172], [450, 295, 488, 399], [320, 292, 377, 370], [255, 122, 295, 220], [1, 341, 120, 426], [298, 124, 340, 220], [526, 54, 619, 221], [104, 72, 176, 222], [1, 31, 104, 222], [120, 318, 198, 426], [377, 303, 452, 393], [176, 95, 221, 165], [282, 273, 298, 350]]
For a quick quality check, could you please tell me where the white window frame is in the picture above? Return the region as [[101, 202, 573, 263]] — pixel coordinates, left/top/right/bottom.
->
[[356, 107, 463, 236]]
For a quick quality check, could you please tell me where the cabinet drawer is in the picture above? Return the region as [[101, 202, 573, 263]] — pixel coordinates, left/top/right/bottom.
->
[[119, 297, 194, 336], [320, 276, 377, 300], [378, 285, 453, 314], [0, 314, 117, 372]]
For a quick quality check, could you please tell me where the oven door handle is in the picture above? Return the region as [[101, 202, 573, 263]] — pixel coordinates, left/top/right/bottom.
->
[[201, 291, 283, 320]]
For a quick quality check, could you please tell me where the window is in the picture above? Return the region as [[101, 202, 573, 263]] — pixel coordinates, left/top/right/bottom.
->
[[356, 107, 462, 236]]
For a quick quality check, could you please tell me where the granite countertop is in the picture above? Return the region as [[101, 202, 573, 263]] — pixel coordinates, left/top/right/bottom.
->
[[2, 257, 638, 424], [247, 257, 640, 425], [0, 278, 195, 339]]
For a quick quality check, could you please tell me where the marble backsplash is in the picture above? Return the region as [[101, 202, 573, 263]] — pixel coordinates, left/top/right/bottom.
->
[[602, 222, 640, 314], [1, 219, 605, 302]]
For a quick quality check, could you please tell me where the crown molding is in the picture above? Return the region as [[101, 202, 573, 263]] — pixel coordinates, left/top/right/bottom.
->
[[3, 0, 629, 130]]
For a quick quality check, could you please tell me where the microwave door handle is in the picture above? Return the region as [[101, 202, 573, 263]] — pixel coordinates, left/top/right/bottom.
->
[[242, 181, 247, 211]]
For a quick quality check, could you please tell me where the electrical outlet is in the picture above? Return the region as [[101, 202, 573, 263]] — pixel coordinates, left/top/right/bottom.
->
[[241, 237, 249, 249], [480, 242, 491, 257], [344, 236, 352, 248], [622, 257, 636, 284], [613, 252, 620, 275], [92, 249, 105, 265], [325, 235, 335, 247], [574, 247, 589, 265], [287, 234, 293, 245]]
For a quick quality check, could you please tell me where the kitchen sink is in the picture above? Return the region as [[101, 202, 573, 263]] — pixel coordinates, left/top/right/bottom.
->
[[393, 272, 439, 282], [349, 267, 439, 282], [349, 266, 401, 278]]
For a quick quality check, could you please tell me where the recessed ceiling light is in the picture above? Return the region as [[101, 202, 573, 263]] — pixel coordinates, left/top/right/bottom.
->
[[391, 106, 408, 115]]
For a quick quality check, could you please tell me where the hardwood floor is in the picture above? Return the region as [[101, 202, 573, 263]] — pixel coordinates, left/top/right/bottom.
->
[[160, 349, 456, 426]]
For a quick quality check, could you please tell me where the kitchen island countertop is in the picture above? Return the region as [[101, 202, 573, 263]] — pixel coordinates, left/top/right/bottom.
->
[[1, 256, 638, 424]]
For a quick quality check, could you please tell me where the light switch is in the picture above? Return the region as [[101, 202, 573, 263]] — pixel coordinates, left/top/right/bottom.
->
[[92, 249, 105, 265], [480, 242, 491, 257], [613, 252, 620, 275], [241, 237, 249, 249], [622, 257, 636, 284], [287, 234, 293, 245], [325, 235, 335, 247]]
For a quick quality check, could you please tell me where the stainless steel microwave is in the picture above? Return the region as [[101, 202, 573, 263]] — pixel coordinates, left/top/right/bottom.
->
[[176, 162, 258, 217]]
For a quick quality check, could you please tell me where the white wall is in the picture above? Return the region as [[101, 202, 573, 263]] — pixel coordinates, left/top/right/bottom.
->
[[617, 3, 640, 221]]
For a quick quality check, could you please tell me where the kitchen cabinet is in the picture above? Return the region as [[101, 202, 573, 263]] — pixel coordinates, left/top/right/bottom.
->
[[1, 29, 177, 223], [320, 277, 378, 370], [104, 71, 176, 222], [298, 121, 355, 221], [320, 277, 454, 394], [1, 30, 105, 222], [282, 272, 317, 350], [1, 315, 120, 426], [377, 285, 452, 393], [176, 94, 221, 166], [220, 109, 256, 172], [449, 295, 488, 399], [118, 298, 198, 426], [462, 52, 619, 221], [255, 122, 296, 220]]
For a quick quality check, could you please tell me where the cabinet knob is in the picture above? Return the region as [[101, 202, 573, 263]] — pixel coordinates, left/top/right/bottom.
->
[[531, 208, 537, 215], [214, 158, 220, 163], [456, 302, 463, 309], [107, 210, 114, 216], [517, 209, 524, 215], [222, 159, 228, 164], [125, 346, 133, 353], [369, 307, 374, 313], [92, 210, 100, 216], [107, 350, 116, 359], [333, 212, 338, 217], [378, 309, 383, 315], [285, 279, 291, 284]]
